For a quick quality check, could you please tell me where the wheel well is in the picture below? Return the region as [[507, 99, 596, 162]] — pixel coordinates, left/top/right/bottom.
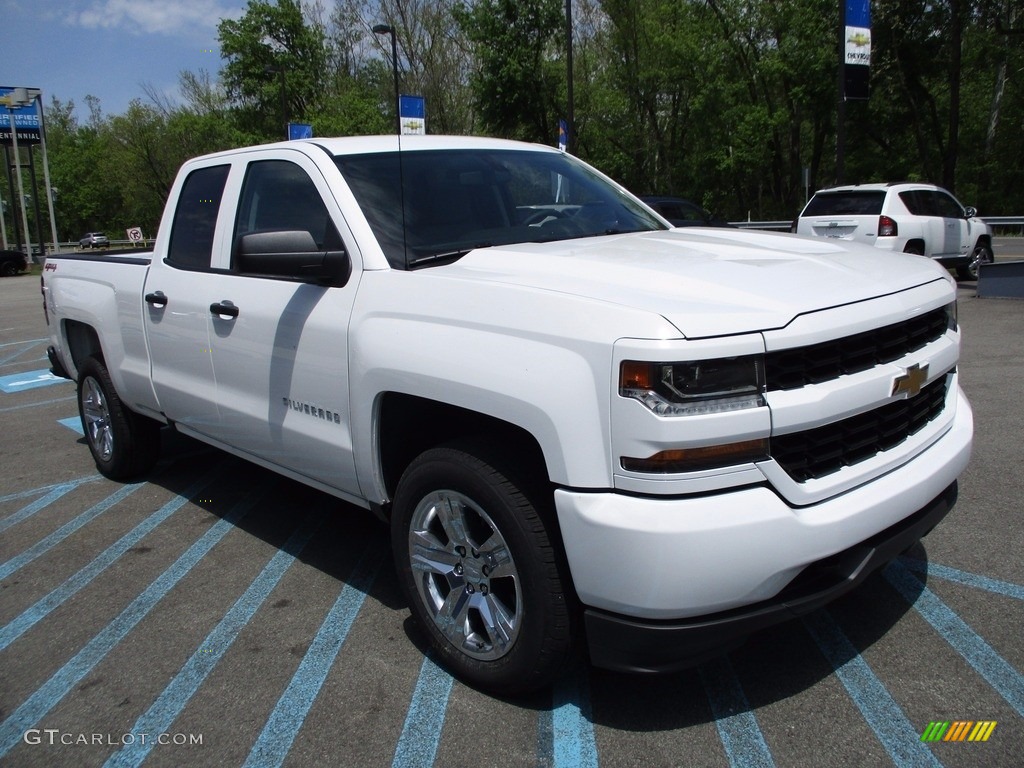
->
[[63, 320, 103, 374], [378, 393, 550, 501], [903, 239, 925, 255]]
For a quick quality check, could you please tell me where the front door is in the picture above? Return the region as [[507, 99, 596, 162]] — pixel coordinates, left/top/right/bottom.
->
[[202, 155, 362, 498]]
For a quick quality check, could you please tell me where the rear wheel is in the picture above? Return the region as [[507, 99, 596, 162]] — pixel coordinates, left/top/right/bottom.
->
[[958, 242, 993, 281], [391, 444, 571, 694], [0, 261, 16, 277], [77, 356, 160, 479]]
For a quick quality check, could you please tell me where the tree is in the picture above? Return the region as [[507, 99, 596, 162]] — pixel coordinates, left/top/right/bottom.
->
[[219, 0, 329, 139], [455, 0, 564, 144]]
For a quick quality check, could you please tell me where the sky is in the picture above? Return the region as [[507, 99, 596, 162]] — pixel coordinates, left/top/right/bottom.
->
[[3, 0, 248, 118]]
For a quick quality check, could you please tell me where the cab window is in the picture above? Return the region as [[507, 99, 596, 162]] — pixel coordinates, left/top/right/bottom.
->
[[166, 165, 229, 269]]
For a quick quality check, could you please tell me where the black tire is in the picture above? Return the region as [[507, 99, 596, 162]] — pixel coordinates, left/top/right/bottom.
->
[[77, 356, 160, 479], [391, 444, 572, 694], [903, 243, 925, 256], [958, 242, 994, 282], [0, 261, 16, 277]]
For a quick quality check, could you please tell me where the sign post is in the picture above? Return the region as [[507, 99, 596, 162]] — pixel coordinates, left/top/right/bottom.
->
[[836, 1, 872, 184], [1, 86, 46, 260]]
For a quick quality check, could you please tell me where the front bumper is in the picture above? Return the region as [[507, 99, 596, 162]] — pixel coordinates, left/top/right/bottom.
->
[[554, 386, 972, 672], [582, 482, 957, 672]]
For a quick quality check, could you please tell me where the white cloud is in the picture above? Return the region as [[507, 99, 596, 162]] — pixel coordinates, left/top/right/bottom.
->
[[75, 0, 243, 36]]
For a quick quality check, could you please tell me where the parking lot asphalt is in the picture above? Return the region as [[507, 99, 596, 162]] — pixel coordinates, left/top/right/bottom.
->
[[1, 265, 1021, 768]]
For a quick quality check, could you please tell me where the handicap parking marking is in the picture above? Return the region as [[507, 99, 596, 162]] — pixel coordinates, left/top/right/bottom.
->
[[58, 417, 84, 436], [0, 369, 71, 393]]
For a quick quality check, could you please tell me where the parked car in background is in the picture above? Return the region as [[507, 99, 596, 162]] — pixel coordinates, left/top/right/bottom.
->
[[0, 249, 28, 276], [79, 232, 110, 249], [793, 183, 993, 281], [640, 196, 734, 228]]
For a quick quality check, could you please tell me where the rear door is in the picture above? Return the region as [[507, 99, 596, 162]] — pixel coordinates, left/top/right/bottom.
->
[[146, 162, 230, 431]]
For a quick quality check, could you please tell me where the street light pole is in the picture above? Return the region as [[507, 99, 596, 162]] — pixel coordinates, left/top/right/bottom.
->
[[372, 24, 401, 135]]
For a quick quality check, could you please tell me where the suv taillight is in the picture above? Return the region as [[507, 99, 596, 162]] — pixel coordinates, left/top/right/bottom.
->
[[878, 215, 897, 237]]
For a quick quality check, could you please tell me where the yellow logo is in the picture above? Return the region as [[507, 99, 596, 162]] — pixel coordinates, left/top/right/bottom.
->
[[892, 363, 929, 398]]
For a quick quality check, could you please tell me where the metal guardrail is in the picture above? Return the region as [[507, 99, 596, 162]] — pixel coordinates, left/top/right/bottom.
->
[[731, 217, 1024, 233]]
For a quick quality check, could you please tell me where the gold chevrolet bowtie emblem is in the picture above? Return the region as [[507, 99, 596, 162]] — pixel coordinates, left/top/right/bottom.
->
[[892, 363, 929, 397]]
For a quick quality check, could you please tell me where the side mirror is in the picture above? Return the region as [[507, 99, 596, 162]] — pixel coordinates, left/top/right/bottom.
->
[[964, 206, 977, 218], [236, 230, 350, 286]]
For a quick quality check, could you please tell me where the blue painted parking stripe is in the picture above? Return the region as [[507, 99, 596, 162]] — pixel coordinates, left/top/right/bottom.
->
[[884, 559, 1024, 715], [243, 541, 386, 768], [104, 509, 322, 768], [899, 556, 1024, 601], [0, 480, 82, 534], [0, 467, 225, 653], [0, 394, 75, 413], [802, 609, 942, 767], [0, 475, 99, 505], [391, 654, 456, 768], [0, 482, 143, 581], [550, 664, 598, 768], [58, 415, 83, 435], [0, 368, 70, 393], [699, 656, 774, 768], [0, 482, 260, 756]]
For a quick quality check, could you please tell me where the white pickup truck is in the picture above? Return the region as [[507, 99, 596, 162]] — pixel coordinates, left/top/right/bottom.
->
[[41, 136, 972, 694]]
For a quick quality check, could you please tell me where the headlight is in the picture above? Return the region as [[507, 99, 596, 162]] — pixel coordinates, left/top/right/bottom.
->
[[946, 300, 957, 332], [619, 356, 766, 416]]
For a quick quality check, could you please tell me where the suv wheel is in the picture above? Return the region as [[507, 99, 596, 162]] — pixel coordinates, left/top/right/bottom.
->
[[958, 243, 994, 282]]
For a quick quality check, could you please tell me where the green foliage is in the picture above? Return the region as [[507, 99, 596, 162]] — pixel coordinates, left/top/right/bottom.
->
[[455, 0, 564, 143], [218, 0, 329, 139], [27, 0, 1024, 244]]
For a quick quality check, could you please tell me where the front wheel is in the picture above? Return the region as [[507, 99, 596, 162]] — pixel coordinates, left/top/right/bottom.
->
[[77, 357, 160, 479], [958, 242, 994, 282], [391, 445, 572, 694]]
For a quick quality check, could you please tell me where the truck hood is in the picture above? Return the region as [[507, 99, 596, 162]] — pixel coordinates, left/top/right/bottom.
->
[[434, 228, 950, 338]]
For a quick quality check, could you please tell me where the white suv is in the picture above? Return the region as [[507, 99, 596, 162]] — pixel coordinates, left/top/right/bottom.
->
[[794, 182, 993, 280]]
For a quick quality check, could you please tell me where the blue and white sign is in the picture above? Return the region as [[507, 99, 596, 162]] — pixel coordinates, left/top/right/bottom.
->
[[0, 86, 42, 145], [842, 0, 871, 100], [400, 95, 425, 135], [844, 0, 872, 67], [288, 122, 313, 140]]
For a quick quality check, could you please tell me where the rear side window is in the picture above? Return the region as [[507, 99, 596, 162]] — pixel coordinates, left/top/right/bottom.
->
[[803, 191, 885, 216], [899, 190, 929, 215], [166, 165, 230, 269]]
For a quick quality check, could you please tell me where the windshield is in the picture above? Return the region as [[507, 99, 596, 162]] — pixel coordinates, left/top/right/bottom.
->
[[334, 149, 666, 269]]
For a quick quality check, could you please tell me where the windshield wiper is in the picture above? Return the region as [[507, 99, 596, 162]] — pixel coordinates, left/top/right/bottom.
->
[[407, 243, 493, 269]]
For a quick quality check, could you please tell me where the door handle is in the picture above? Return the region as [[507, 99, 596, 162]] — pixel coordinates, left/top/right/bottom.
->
[[145, 291, 168, 307], [210, 302, 239, 318]]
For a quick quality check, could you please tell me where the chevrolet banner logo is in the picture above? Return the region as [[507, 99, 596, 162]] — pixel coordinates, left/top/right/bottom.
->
[[892, 363, 929, 398]]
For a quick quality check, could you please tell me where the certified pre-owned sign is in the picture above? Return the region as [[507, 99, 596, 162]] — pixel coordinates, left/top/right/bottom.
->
[[0, 87, 42, 145]]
